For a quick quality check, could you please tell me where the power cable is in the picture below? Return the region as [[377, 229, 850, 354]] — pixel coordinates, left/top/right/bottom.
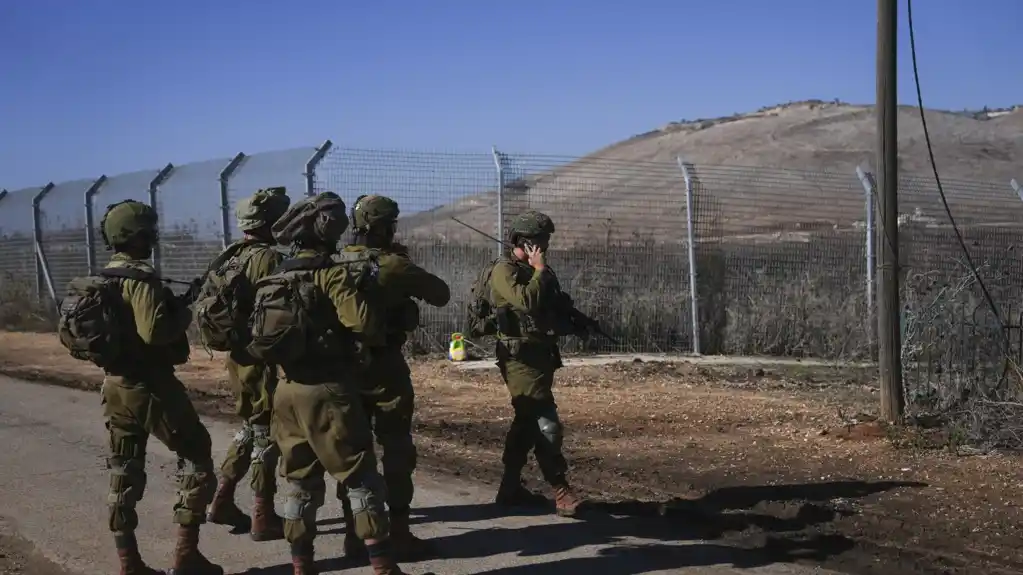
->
[[905, 0, 1006, 339]]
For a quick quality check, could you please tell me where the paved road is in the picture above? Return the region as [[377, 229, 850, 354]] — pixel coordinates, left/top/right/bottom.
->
[[0, 375, 843, 575]]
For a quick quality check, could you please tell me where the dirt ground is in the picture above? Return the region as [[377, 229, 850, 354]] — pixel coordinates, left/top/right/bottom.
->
[[0, 520, 72, 575], [1, 332, 1022, 575]]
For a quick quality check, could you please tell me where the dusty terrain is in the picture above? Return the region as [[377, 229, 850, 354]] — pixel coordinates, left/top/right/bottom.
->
[[0, 523, 71, 575], [1, 331, 1022, 575]]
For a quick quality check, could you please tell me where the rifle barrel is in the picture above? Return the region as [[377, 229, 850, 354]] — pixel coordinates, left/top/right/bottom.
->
[[450, 217, 512, 248]]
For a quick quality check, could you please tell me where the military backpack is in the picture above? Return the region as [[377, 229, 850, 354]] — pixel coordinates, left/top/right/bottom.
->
[[57, 267, 151, 368], [466, 258, 501, 338], [194, 241, 266, 352], [332, 248, 382, 291], [247, 253, 378, 366]]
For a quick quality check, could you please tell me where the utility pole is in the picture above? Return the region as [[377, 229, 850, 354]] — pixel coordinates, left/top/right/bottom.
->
[[876, 0, 905, 421]]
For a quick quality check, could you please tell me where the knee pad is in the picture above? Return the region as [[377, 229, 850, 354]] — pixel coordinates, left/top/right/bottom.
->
[[345, 472, 389, 540], [106, 456, 147, 515], [537, 412, 564, 451], [176, 458, 217, 501], [249, 424, 279, 466], [282, 477, 325, 522], [233, 423, 255, 449]]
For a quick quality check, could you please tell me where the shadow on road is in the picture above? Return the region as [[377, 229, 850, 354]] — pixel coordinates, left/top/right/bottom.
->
[[315, 500, 549, 534], [254, 480, 924, 575], [467, 535, 858, 575]]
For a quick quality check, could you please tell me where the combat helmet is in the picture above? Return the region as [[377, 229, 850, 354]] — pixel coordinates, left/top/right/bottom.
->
[[507, 210, 555, 246], [100, 200, 159, 250], [351, 194, 400, 233], [236, 186, 291, 232], [271, 191, 349, 247]]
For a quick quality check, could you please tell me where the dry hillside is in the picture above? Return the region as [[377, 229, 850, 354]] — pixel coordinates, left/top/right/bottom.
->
[[400, 100, 1023, 246]]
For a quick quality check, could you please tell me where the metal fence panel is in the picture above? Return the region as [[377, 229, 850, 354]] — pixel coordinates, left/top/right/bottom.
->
[[688, 164, 869, 359], [156, 158, 232, 284], [498, 153, 693, 353], [38, 177, 95, 298], [0, 187, 38, 293], [3, 144, 1022, 397], [892, 175, 1023, 408], [315, 147, 498, 353]]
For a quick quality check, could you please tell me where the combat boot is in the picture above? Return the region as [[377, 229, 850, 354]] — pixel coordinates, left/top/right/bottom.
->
[[250, 495, 285, 542], [290, 554, 318, 575], [494, 472, 547, 508], [114, 532, 164, 575], [389, 506, 435, 561], [364, 541, 418, 575], [168, 526, 223, 575], [552, 483, 582, 517], [340, 495, 368, 562], [205, 477, 250, 531]]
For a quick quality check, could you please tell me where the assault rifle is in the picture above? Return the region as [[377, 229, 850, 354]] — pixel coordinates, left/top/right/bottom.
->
[[450, 217, 619, 345]]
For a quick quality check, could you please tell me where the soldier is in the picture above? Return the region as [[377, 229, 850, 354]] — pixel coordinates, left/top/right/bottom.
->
[[245, 192, 430, 575], [487, 210, 584, 517], [91, 200, 222, 574], [335, 195, 451, 561], [204, 187, 291, 541]]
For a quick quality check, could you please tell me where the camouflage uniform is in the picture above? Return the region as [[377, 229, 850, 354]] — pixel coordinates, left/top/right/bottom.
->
[[335, 195, 451, 561], [257, 193, 427, 575], [97, 201, 223, 575], [206, 187, 291, 541], [489, 210, 583, 517]]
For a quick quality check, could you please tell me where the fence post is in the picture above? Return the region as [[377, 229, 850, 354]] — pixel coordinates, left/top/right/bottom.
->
[[219, 153, 247, 249], [676, 157, 702, 356], [84, 175, 108, 275], [32, 182, 57, 306], [856, 167, 877, 338], [304, 140, 333, 197], [148, 163, 174, 276], [491, 146, 506, 257], [1011, 179, 1021, 201]]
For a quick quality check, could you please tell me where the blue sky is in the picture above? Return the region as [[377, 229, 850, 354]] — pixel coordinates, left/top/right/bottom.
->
[[1, 0, 1019, 190]]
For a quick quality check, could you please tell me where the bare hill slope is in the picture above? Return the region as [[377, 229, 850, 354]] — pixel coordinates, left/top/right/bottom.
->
[[401, 101, 1023, 246]]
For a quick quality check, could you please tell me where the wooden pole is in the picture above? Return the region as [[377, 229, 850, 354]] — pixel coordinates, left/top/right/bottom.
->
[[876, 0, 905, 421]]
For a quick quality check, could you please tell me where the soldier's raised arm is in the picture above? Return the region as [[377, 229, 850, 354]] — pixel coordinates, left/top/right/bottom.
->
[[124, 277, 191, 346], [490, 260, 551, 314], [322, 265, 387, 349], [379, 253, 450, 307]]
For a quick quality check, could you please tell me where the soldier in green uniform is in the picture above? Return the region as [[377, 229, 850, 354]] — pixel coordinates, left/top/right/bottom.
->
[[97, 200, 223, 575], [205, 187, 291, 541], [335, 195, 451, 561], [489, 210, 583, 517], [249, 192, 428, 575]]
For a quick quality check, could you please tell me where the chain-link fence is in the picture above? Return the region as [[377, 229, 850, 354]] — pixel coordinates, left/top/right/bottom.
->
[[2, 143, 1022, 426]]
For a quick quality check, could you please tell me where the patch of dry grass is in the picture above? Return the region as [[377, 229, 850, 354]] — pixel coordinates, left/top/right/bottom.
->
[[0, 274, 54, 332]]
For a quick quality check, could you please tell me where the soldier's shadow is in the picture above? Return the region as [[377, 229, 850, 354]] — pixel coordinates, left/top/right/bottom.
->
[[426, 479, 922, 572], [244, 479, 923, 574]]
